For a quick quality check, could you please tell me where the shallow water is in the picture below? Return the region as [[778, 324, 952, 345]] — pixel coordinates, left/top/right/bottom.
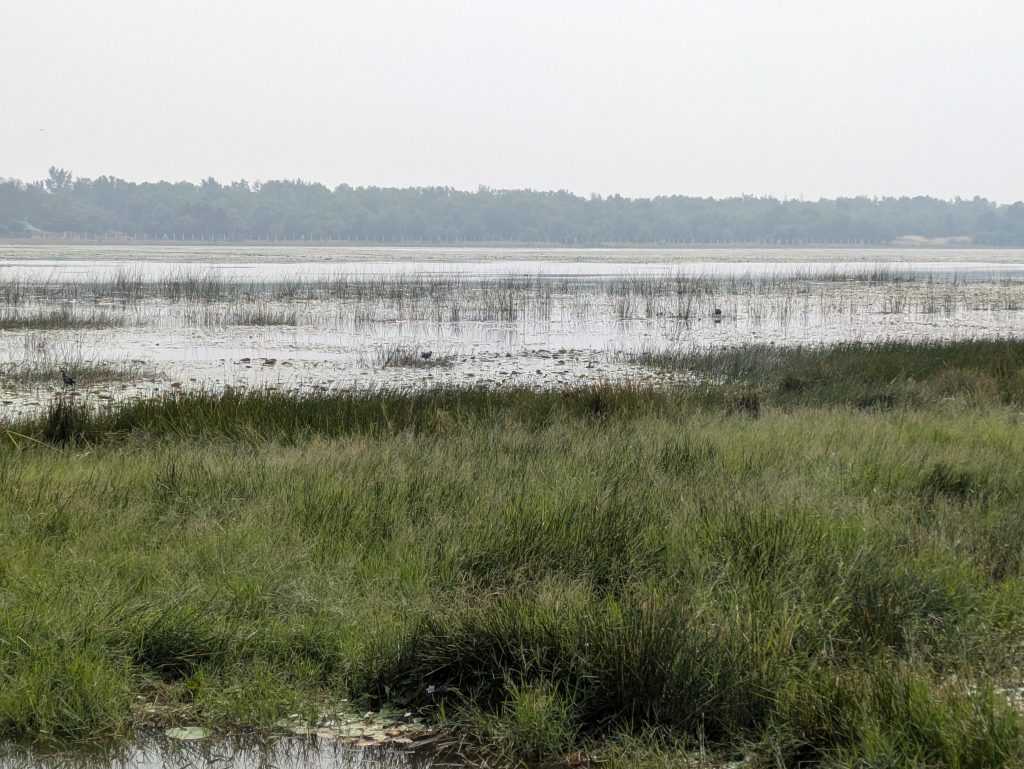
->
[[0, 737, 444, 769], [3, 245, 1024, 418]]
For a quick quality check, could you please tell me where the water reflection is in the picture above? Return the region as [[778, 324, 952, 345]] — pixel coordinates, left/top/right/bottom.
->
[[0, 737, 439, 769]]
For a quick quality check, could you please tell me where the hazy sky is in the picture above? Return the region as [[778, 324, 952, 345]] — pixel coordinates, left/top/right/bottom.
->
[[3, 0, 1022, 201]]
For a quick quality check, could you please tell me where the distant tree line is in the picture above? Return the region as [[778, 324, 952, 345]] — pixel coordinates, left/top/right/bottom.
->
[[2, 167, 1023, 245]]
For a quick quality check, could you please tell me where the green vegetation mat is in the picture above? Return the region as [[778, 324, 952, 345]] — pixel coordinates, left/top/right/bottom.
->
[[4, 340, 1024, 766]]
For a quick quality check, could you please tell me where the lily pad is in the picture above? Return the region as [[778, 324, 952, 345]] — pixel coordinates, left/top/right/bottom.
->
[[317, 722, 367, 740], [165, 726, 212, 741], [275, 718, 316, 735]]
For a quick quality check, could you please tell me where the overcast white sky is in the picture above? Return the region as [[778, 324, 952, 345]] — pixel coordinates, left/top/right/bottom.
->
[[2, 1, 1022, 201]]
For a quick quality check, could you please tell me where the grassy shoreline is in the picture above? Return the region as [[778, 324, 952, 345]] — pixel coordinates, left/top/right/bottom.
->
[[3, 340, 1024, 766]]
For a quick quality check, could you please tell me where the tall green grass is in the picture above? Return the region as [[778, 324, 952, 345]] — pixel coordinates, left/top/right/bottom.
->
[[2, 340, 1024, 765], [638, 337, 1024, 408]]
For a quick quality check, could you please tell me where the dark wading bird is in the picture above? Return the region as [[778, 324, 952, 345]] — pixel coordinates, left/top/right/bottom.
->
[[420, 350, 433, 360], [713, 308, 723, 322], [59, 367, 76, 389]]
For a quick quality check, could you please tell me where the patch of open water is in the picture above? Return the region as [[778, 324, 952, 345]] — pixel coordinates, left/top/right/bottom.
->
[[0, 738, 446, 769]]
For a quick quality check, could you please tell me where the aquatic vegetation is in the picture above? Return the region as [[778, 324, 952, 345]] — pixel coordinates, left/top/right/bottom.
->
[[632, 337, 1024, 407], [3, 258, 1024, 414], [0, 307, 126, 331], [375, 345, 454, 369], [0, 361, 149, 390], [223, 306, 298, 327]]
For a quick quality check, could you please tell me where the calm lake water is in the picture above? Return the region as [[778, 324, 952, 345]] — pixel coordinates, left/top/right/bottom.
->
[[2, 244, 1024, 418]]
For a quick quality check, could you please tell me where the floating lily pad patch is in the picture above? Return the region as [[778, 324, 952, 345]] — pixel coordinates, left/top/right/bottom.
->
[[274, 715, 318, 736], [277, 705, 433, 748], [165, 726, 212, 741]]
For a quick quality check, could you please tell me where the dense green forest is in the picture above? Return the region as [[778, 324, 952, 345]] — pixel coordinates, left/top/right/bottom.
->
[[2, 167, 1024, 245]]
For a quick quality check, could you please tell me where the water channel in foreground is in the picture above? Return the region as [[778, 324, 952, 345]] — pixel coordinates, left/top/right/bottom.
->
[[0, 736, 455, 769]]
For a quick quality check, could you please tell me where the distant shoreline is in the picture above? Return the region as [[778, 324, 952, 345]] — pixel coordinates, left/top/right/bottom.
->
[[0, 236, 1002, 249]]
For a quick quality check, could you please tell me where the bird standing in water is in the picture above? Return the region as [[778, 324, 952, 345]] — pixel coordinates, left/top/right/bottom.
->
[[59, 367, 76, 390]]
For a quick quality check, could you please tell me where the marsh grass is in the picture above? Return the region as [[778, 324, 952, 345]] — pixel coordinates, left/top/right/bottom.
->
[[636, 338, 1024, 408], [0, 332, 154, 391], [223, 306, 298, 326], [0, 307, 125, 331], [375, 345, 455, 369], [0, 353, 149, 389], [4, 269, 1024, 335], [2, 340, 1024, 765]]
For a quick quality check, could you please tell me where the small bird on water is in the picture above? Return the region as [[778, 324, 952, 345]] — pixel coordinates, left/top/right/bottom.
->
[[59, 367, 76, 389], [420, 350, 433, 360]]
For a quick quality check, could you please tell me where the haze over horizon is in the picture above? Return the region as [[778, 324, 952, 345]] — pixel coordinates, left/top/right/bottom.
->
[[3, 0, 1023, 203]]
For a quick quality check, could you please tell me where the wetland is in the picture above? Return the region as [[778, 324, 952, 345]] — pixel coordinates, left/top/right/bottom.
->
[[3, 244, 1024, 418], [3, 245, 1024, 767]]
